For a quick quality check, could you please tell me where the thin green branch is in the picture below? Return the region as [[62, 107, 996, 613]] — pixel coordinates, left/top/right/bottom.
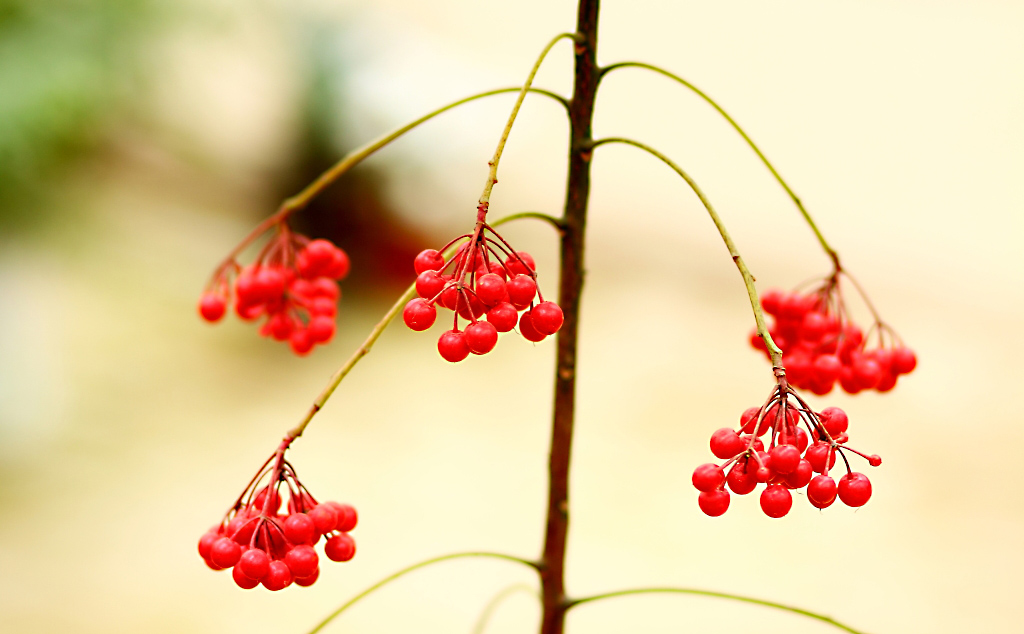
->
[[590, 136, 783, 367], [493, 211, 566, 234], [478, 33, 577, 208], [601, 61, 840, 269], [286, 211, 558, 440], [218, 87, 568, 266], [566, 587, 867, 634], [470, 584, 540, 634], [305, 552, 540, 634]]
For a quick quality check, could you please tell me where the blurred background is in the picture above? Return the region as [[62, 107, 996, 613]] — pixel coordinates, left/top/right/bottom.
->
[[1, 0, 1021, 632]]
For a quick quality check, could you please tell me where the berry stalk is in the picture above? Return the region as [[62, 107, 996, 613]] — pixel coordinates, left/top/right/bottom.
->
[[477, 32, 577, 210], [601, 61, 841, 270], [589, 136, 784, 368]]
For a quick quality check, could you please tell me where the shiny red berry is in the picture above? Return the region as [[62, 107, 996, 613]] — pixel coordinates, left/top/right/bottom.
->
[[325, 533, 356, 562], [403, 298, 437, 331], [438, 329, 470, 362], [759, 484, 793, 518], [838, 472, 872, 507], [698, 490, 730, 516]]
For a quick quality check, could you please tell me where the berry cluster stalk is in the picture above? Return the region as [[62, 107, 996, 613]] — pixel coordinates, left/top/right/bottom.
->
[[539, 1, 599, 633]]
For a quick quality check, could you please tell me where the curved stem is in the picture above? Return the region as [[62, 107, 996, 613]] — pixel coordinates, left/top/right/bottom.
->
[[493, 211, 566, 234], [285, 282, 416, 440], [478, 33, 577, 208], [305, 552, 540, 634], [601, 61, 840, 270], [565, 587, 867, 634], [591, 136, 783, 368], [214, 87, 569, 271], [470, 584, 540, 634]]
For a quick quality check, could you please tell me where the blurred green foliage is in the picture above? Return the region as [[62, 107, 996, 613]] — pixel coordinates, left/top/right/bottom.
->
[[0, 0, 157, 229]]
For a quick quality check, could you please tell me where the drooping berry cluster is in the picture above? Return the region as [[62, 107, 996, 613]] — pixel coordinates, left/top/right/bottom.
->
[[750, 276, 917, 395], [199, 441, 357, 590], [402, 210, 563, 362], [693, 381, 879, 518], [199, 225, 350, 356]]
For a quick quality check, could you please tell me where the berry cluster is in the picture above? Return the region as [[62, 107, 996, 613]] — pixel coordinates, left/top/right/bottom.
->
[[750, 278, 917, 395], [199, 442, 357, 590], [402, 213, 563, 362], [693, 383, 879, 518], [199, 227, 350, 356]]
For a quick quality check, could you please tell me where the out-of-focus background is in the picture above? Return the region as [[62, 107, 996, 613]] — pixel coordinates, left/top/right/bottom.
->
[[1, 0, 1021, 632]]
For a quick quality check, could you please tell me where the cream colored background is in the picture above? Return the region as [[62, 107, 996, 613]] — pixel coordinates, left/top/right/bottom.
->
[[1, 1, 1022, 633]]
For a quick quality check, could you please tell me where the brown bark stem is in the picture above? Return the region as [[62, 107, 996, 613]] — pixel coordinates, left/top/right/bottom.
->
[[539, 2, 599, 634]]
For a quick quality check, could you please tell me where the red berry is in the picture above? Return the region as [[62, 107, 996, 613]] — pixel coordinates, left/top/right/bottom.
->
[[691, 463, 726, 492], [759, 484, 793, 518], [505, 251, 536, 276], [518, 311, 546, 343], [210, 537, 242, 568], [726, 463, 757, 495], [284, 545, 319, 579], [761, 289, 784, 315], [813, 354, 842, 384], [261, 560, 293, 591], [739, 407, 769, 436], [801, 312, 828, 342], [838, 472, 872, 507], [326, 502, 358, 532], [283, 513, 316, 545], [465, 320, 498, 355], [237, 548, 270, 581], [438, 329, 470, 362], [294, 567, 320, 587], [403, 298, 437, 331], [698, 490, 730, 516], [506, 275, 537, 309], [852, 357, 882, 390], [891, 347, 917, 374], [325, 533, 356, 562], [807, 475, 838, 508], [768, 445, 801, 475], [709, 428, 745, 459], [307, 315, 336, 344], [475, 274, 507, 306], [414, 249, 445, 274], [232, 563, 260, 589], [486, 302, 518, 333], [818, 407, 849, 437], [531, 302, 564, 336], [416, 270, 446, 299], [783, 459, 813, 489], [868, 454, 882, 467], [805, 441, 837, 473], [309, 504, 339, 534], [198, 530, 220, 559], [199, 293, 227, 322], [290, 328, 314, 355]]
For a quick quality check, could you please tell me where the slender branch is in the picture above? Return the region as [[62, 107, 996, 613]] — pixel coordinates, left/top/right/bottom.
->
[[566, 587, 868, 634], [285, 211, 555, 440], [285, 283, 416, 440], [305, 552, 540, 634], [478, 33, 577, 208], [590, 137, 783, 368], [214, 87, 569, 271], [470, 584, 540, 634], [601, 61, 840, 269], [493, 211, 566, 234]]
